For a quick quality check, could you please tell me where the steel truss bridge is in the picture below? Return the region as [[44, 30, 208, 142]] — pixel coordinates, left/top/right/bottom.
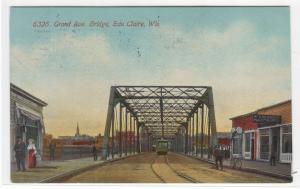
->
[[102, 86, 217, 159]]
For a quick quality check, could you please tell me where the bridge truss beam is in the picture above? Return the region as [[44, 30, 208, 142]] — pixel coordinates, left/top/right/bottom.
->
[[102, 86, 217, 160]]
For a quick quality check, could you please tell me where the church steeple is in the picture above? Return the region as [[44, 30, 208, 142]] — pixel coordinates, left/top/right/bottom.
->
[[75, 122, 80, 137]]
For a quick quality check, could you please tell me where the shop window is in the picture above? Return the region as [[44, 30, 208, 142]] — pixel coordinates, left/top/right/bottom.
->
[[260, 129, 269, 160], [23, 115, 40, 149], [26, 126, 38, 145], [232, 134, 242, 155], [282, 126, 292, 153]]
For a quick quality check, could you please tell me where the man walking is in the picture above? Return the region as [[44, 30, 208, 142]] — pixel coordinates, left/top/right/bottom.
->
[[14, 137, 26, 171], [48, 142, 56, 160], [92, 143, 98, 161], [213, 145, 223, 170], [270, 147, 276, 166]]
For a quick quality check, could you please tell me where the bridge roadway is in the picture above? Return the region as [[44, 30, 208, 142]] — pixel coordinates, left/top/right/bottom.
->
[[64, 152, 287, 183]]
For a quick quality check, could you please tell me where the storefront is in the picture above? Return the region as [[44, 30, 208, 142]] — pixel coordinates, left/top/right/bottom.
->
[[230, 100, 292, 163], [10, 83, 47, 162], [257, 124, 292, 163]]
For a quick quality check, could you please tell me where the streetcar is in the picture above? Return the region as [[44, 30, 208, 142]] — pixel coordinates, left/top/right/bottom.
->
[[156, 139, 169, 155]]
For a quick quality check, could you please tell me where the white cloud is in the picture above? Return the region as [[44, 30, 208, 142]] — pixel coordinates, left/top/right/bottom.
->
[[152, 21, 291, 131], [49, 33, 113, 65], [10, 20, 291, 135], [11, 33, 114, 72], [10, 33, 117, 136], [10, 45, 47, 72]]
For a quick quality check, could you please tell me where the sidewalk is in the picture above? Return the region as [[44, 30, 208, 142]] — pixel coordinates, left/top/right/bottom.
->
[[11, 153, 137, 183], [224, 159, 291, 178], [186, 153, 292, 180]]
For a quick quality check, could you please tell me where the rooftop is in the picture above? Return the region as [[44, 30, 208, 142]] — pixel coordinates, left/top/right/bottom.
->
[[230, 99, 291, 120], [10, 83, 47, 107]]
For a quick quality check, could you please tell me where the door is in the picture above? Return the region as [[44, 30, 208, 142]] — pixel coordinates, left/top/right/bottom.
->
[[26, 126, 38, 146], [272, 136, 278, 160], [251, 138, 255, 160], [272, 127, 280, 161], [244, 132, 252, 159]]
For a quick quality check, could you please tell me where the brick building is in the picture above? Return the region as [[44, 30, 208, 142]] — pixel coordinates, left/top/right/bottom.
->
[[230, 100, 292, 163], [217, 132, 231, 147]]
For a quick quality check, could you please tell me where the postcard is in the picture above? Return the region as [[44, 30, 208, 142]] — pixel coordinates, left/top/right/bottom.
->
[[7, 5, 293, 184]]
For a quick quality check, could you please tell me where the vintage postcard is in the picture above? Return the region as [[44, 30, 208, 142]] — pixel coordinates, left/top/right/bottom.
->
[[7, 5, 293, 184]]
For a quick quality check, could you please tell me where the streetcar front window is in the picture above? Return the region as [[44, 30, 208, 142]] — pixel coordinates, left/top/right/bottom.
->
[[158, 142, 168, 149]]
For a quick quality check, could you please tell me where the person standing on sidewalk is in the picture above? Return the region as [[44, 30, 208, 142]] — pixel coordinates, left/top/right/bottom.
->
[[49, 142, 56, 160], [92, 143, 98, 161], [14, 137, 26, 171], [213, 145, 223, 170], [270, 147, 276, 166], [27, 139, 37, 168], [219, 146, 224, 170]]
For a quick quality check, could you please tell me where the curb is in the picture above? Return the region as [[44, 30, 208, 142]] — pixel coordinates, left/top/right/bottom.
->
[[39, 153, 140, 183], [184, 154, 292, 182]]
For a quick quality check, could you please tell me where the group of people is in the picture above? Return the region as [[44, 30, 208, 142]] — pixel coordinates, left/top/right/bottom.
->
[[13, 137, 38, 172], [213, 144, 277, 170]]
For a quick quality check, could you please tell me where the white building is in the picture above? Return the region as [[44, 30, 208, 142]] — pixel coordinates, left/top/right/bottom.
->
[[10, 83, 47, 162]]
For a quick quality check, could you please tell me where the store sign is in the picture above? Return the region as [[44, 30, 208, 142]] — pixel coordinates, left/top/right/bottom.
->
[[253, 114, 281, 127]]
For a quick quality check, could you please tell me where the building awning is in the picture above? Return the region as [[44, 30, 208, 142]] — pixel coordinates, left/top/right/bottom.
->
[[19, 109, 41, 121], [257, 123, 291, 130]]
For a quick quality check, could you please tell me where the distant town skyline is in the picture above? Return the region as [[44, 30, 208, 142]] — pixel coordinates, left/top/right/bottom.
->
[[56, 122, 98, 137], [10, 7, 291, 137]]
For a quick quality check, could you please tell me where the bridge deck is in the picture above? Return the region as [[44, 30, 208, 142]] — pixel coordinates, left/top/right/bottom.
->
[[64, 152, 287, 183]]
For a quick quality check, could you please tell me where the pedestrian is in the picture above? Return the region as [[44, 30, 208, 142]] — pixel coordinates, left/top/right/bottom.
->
[[270, 148, 276, 166], [13, 137, 26, 171], [92, 143, 97, 161], [213, 145, 219, 169], [48, 142, 56, 160], [213, 145, 224, 170], [27, 138, 37, 168], [219, 146, 224, 170]]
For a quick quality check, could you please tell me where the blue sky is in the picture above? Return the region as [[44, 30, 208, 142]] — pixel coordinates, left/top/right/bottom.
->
[[10, 7, 291, 136]]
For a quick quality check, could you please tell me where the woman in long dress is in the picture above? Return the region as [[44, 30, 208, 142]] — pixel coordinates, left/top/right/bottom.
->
[[27, 139, 37, 168]]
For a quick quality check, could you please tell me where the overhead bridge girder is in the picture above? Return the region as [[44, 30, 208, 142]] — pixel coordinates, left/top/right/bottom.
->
[[101, 86, 217, 160]]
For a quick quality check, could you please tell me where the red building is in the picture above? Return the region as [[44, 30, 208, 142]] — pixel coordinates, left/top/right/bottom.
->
[[217, 132, 231, 146], [230, 112, 260, 160], [230, 100, 292, 163], [218, 138, 230, 146]]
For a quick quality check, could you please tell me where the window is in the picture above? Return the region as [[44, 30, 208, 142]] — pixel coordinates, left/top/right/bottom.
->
[[282, 126, 292, 153], [245, 133, 251, 152], [232, 134, 242, 155], [158, 141, 168, 149], [260, 129, 269, 160]]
